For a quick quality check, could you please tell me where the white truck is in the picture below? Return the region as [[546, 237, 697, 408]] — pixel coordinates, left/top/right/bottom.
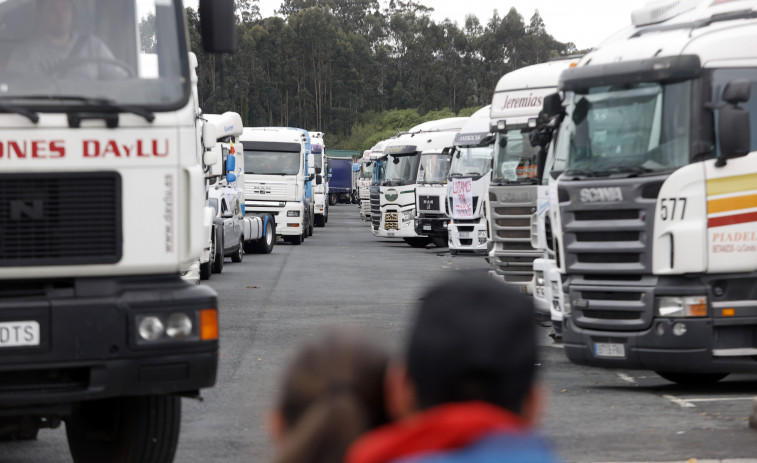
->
[[487, 58, 579, 313], [369, 139, 392, 234], [447, 105, 495, 255], [539, 0, 757, 383], [357, 151, 374, 221], [309, 131, 328, 227], [0, 0, 233, 459], [241, 127, 315, 245]]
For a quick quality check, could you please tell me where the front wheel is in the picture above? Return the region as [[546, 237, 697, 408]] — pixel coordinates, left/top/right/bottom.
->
[[250, 220, 275, 254], [66, 395, 181, 463], [210, 228, 224, 274], [431, 235, 448, 248], [655, 371, 729, 385], [403, 237, 432, 248], [284, 234, 303, 245], [329, 193, 337, 206], [231, 238, 244, 263]]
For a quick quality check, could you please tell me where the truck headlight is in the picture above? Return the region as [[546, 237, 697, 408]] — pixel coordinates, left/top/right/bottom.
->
[[166, 313, 193, 339], [535, 271, 544, 287], [656, 296, 708, 317], [287, 210, 300, 217], [138, 316, 164, 341], [402, 211, 412, 221]]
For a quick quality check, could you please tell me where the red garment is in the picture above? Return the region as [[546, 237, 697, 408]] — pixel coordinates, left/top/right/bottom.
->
[[346, 401, 529, 463]]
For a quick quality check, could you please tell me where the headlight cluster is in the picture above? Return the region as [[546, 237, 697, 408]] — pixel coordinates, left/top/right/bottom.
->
[[287, 210, 300, 217], [402, 211, 413, 222], [563, 293, 571, 316], [136, 309, 218, 345], [535, 271, 544, 287], [656, 296, 707, 318]]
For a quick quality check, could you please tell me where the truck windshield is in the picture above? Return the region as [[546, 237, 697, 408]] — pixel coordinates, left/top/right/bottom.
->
[[449, 145, 493, 180], [384, 154, 420, 186], [557, 81, 691, 176], [491, 128, 540, 184], [372, 159, 386, 185], [244, 150, 301, 175], [360, 163, 374, 179], [0, 0, 187, 109], [417, 153, 452, 184]]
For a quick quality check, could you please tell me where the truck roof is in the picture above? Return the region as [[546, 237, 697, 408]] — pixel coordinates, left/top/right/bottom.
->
[[384, 117, 467, 154], [578, 0, 757, 68], [205, 112, 244, 139], [407, 117, 468, 134], [241, 127, 305, 145], [455, 105, 492, 146]]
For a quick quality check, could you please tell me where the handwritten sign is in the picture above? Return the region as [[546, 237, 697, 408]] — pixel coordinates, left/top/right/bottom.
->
[[452, 178, 473, 219]]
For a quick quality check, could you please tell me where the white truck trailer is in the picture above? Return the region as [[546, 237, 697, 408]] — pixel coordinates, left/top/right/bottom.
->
[[487, 58, 579, 311], [540, 0, 757, 383], [241, 127, 312, 245], [377, 118, 467, 247], [0, 0, 234, 459], [447, 106, 495, 255]]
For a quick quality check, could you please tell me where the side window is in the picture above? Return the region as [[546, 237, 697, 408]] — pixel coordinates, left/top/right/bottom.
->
[[712, 69, 757, 155], [221, 198, 228, 215]]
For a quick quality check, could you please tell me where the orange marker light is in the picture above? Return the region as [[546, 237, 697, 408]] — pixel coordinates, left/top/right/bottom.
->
[[722, 308, 735, 317], [688, 303, 708, 317], [200, 309, 219, 340]]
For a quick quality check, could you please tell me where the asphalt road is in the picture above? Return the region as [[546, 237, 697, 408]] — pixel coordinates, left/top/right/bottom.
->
[[2, 205, 757, 462]]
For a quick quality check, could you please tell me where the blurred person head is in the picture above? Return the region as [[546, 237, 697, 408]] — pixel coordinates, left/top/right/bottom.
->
[[386, 275, 541, 422], [37, 0, 74, 45], [270, 330, 390, 463]]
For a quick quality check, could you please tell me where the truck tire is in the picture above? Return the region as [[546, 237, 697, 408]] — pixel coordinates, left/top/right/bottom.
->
[[66, 395, 181, 463], [329, 193, 337, 206], [314, 215, 325, 227], [199, 260, 211, 281], [352, 191, 360, 204], [655, 372, 729, 385], [251, 220, 275, 254], [403, 237, 432, 248], [211, 228, 224, 274], [325, 207, 329, 223], [308, 221, 314, 236], [231, 238, 244, 263]]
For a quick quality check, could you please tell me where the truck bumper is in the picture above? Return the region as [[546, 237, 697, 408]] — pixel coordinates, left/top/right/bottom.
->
[[0, 275, 218, 409], [247, 202, 304, 237], [532, 258, 551, 316], [413, 216, 448, 238], [448, 218, 488, 255]]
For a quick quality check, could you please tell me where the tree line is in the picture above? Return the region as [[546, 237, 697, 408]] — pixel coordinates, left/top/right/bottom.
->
[[183, 0, 578, 149]]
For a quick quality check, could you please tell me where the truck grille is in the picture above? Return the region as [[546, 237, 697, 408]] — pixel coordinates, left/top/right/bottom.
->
[[384, 211, 399, 230], [0, 173, 121, 267], [370, 186, 381, 230], [487, 185, 538, 283]]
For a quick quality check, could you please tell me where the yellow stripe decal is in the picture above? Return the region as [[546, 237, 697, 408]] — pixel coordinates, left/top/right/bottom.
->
[[708, 193, 757, 214], [707, 173, 757, 196]]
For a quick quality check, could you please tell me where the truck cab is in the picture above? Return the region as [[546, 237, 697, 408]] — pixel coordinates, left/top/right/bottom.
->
[[447, 106, 495, 255], [369, 141, 391, 234], [414, 147, 454, 247], [487, 58, 579, 304], [0, 0, 234, 458], [378, 118, 467, 247], [309, 131, 328, 227], [543, 0, 757, 383], [357, 152, 375, 221], [241, 128, 311, 245]]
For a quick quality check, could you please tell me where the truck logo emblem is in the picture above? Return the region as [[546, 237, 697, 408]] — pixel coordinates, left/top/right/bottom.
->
[[579, 187, 624, 203], [9, 200, 44, 220], [385, 188, 398, 202], [573, 299, 589, 308]]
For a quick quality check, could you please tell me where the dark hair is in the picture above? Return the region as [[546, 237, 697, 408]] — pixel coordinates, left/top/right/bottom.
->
[[407, 274, 537, 414], [274, 330, 389, 463]]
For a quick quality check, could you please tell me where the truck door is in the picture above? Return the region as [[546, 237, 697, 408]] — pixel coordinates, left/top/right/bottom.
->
[[704, 71, 757, 274]]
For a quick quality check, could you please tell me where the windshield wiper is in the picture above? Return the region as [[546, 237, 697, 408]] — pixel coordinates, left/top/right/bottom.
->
[[0, 95, 155, 123], [0, 102, 39, 123], [593, 166, 654, 177], [563, 169, 598, 179]]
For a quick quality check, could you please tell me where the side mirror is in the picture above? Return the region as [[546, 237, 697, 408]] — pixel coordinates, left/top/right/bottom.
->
[[226, 173, 237, 183], [203, 151, 219, 167], [309, 173, 315, 181], [203, 123, 217, 150], [315, 166, 322, 174], [226, 155, 235, 173], [316, 174, 323, 185], [572, 97, 591, 125], [542, 93, 562, 117], [717, 79, 752, 166], [199, 0, 237, 53]]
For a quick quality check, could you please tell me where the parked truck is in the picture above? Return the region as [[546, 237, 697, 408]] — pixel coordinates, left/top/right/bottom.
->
[[309, 131, 328, 226], [446, 106, 495, 255], [357, 152, 374, 221], [487, 58, 579, 312], [0, 0, 234, 459], [327, 157, 356, 205], [540, 0, 757, 383], [370, 140, 391, 234], [241, 128, 317, 245], [377, 118, 467, 247]]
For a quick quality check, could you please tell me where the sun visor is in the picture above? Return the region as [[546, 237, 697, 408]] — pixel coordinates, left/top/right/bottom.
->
[[560, 55, 701, 92], [384, 144, 418, 156], [454, 132, 493, 147], [242, 141, 301, 152]]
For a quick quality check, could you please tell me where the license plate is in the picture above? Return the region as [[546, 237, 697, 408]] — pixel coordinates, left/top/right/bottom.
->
[[459, 232, 471, 238], [387, 232, 395, 237], [423, 225, 431, 231], [0, 321, 40, 347], [594, 342, 625, 358]]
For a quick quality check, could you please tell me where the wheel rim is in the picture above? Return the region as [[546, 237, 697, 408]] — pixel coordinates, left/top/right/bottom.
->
[[266, 223, 273, 246]]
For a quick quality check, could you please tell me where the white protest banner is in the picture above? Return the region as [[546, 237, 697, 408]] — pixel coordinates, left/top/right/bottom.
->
[[452, 178, 473, 219]]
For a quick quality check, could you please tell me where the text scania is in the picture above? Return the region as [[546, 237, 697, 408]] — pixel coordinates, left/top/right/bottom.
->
[[580, 187, 624, 203], [83, 139, 169, 158]]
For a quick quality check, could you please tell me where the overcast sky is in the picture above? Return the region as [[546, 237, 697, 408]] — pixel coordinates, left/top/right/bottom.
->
[[184, 0, 650, 50]]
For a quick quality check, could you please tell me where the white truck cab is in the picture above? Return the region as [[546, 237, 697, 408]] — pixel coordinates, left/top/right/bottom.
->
[[447, 106, 495, 255], [241, 127, 310, 245], [542, 0, 757, 382], [377, 118, 467, 247], [309, 131, 328, 227]]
